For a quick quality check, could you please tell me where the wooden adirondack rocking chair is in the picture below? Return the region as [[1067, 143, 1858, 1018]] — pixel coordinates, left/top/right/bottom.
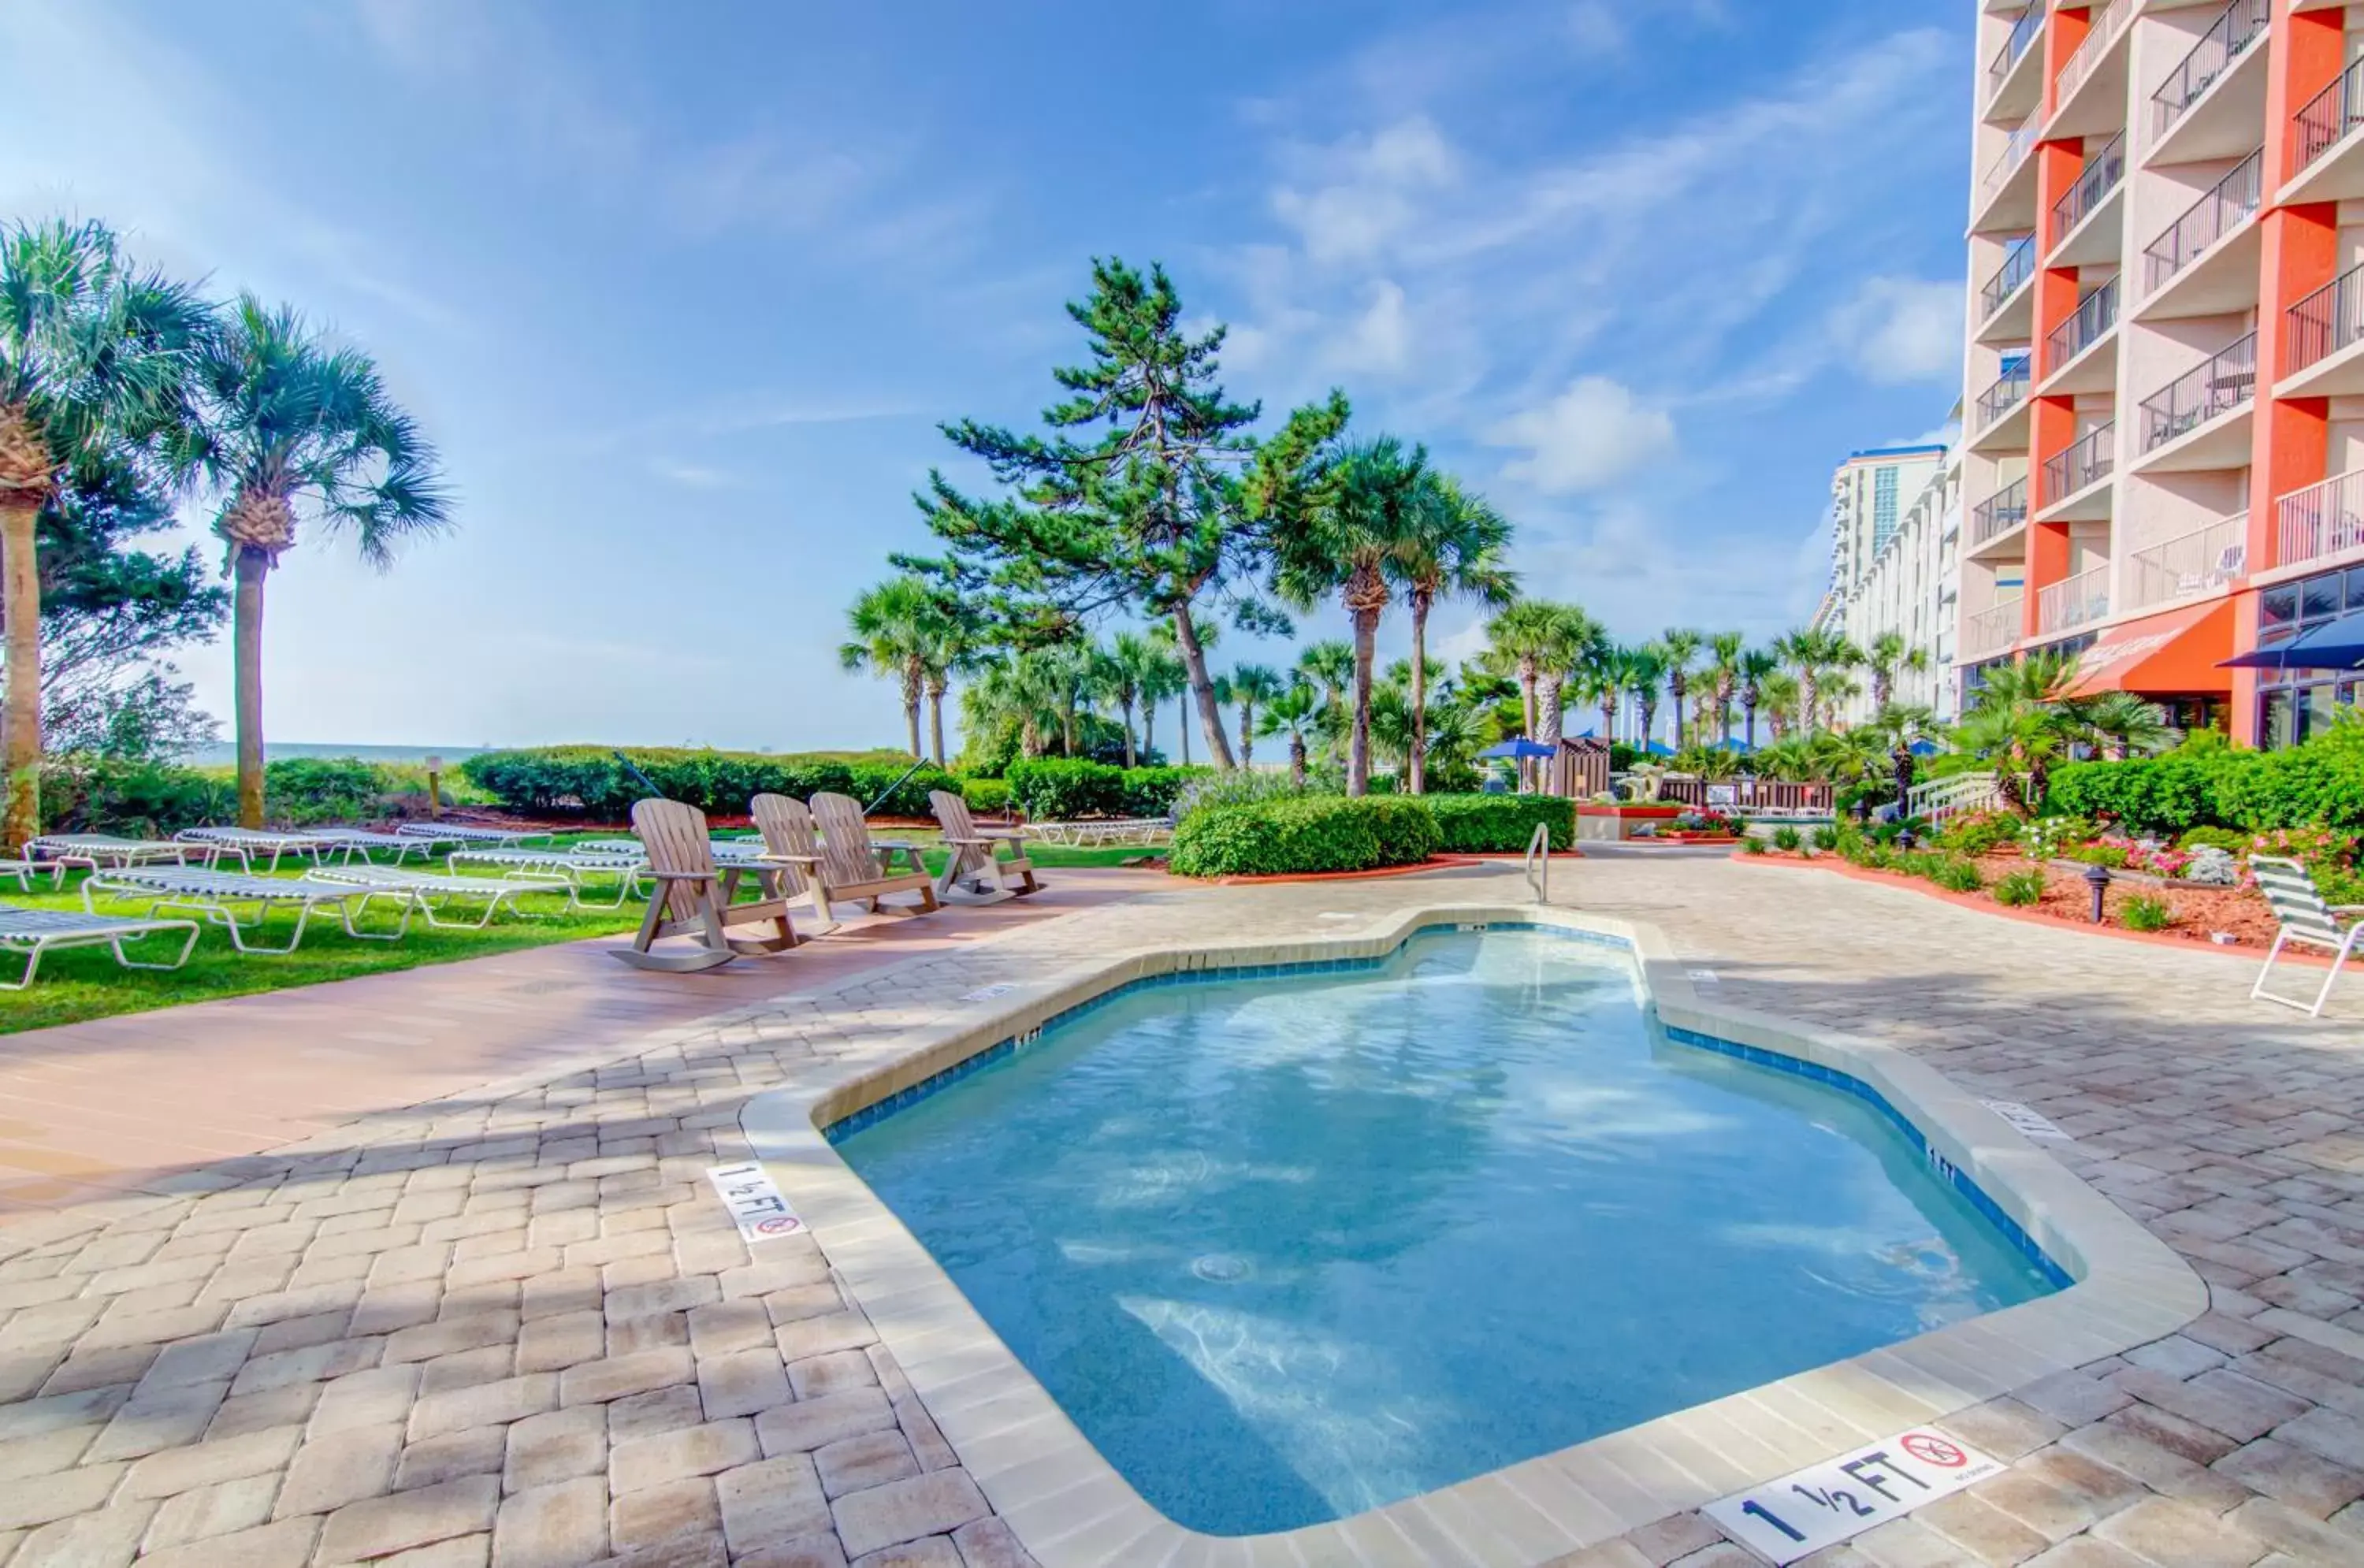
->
[[804, 792, 939, 924], [614, 799, 798, 972], [928, 789, 1038, 902]]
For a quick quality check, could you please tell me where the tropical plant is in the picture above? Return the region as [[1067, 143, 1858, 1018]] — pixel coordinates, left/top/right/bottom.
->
[[2077, 690, 2176, 760], [1994, 868, 2046, 907], [1099, 631, 1156, 767], [1223, 663, 1285, 767], [1706, 631, 1746, 743], [1622, 644, 1667, 752], [1738, 648, 1780, 748], [1948, 651, 2083, 815], [913, 258, 1345, 771], [1771, 626, 1861, 738], [1256, 679, 1322, 788], [1771, 824, 1802, 853], [1148, 615, 1217, 766], [1482, 600, 1565, 778], [2120, 894, 2174, 932], [1, 218, 214, 844], [183, 295, 451, 825], [1392, 474, 1515, 791], [1756, 670, 1801, 741], [841, 574, 958, 760], [1870, 702, 1941, 805], [1658, 629, 1702, 749], [1864, 631, 1928, 712], [1536, 606, 1604, 752]]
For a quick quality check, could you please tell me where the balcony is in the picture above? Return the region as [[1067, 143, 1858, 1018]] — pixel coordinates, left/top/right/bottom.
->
[[2041, 422, 2115, 521], [2285, 58, 2364, 206], [2135, 333, 2255, 472], [2278, 259, 2364, 396], [2038, 566, 2112, 637], [2048, 134, 2125, 266], [1971, 478, 2029, 553], [1963, 600, 2024, 661], [1977, 236, 2037, 343], [2152, 0, 2271, 162], [2050, 1, 2134, 140], [2139, 150, 2262, 320], [2042, 277, 2120, 393], [1987, 6, 2046, 121], [1973, 115, 2040, 232], [2275, 468, 2364, 575], [2128, 515, 2247, 611], [1970, 359, 2033, 454]]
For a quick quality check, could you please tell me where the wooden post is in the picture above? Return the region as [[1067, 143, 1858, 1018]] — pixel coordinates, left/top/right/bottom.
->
[[424, 755, 444, 819]]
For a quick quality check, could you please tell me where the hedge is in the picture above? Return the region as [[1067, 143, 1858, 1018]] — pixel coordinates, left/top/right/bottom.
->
[[40, 758, 233, 836], [459, 746, 953, 819], [1168, 795, 1440, 878], [1002, 758, 1205, 820], [2048, 724, 2364, 835], [1423, 793, 1574, 853]]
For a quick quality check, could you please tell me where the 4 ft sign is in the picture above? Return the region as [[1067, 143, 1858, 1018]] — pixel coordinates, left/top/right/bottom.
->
[[1703, 1429, 2002, 1565]]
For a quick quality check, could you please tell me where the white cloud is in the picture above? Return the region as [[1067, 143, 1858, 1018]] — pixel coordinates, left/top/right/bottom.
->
[[1485, 377, 1676, 495], [1830, 277, 1964, 385], [1329, 281, 1414, 376], [1271, 117, 1458, 266]]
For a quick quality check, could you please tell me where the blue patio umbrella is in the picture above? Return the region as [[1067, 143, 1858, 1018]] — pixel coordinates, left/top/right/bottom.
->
[[1706, 737, 1755, 754], [2221, 609, 2364, 671], [1478, 738, 1559, 760], [1908, 738, 1942, 757], [1642, 740, 1677, 758]]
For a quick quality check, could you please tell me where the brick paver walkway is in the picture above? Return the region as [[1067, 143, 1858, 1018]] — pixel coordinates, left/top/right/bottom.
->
[[0, 857, 2359, 1566]]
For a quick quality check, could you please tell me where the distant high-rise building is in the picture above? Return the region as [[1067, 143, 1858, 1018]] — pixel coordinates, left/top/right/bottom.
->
[[1830, 445, 1946, 603]]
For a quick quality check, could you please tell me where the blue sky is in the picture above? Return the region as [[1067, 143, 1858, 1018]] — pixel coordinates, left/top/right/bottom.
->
[[0, 0, 1972, 754]]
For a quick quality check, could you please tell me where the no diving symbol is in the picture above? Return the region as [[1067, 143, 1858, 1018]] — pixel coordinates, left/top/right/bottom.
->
[[1901, 1433, 1968, 1469], [752, 1215, 803, 1238]]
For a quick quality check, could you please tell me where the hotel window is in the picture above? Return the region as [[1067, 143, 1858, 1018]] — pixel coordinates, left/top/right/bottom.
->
[[2256, 564, 2364, 749]]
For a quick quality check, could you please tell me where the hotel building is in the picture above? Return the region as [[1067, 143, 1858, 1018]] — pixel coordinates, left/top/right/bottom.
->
[[1834, 448, 1968, 725], [1960, 0, 2364, 745]]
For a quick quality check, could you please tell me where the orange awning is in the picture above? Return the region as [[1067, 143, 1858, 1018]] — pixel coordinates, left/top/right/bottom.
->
[[2065, 598, 2235, 697]]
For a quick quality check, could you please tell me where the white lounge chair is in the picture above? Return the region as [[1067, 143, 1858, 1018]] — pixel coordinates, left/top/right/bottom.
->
[[307, 865, 557, 930], [401, 823, 552, 847], [445, 848, 648, 911], [2251, 856, 2362, 1017], [84, 868, 400, 953], [1024, 816, 1170, 848], [305, 828, 452, 864], [24, 834, 199, 873], [0, 904, 202, 988], [0, 860, 54, 891], [174, 827, 337, 873]]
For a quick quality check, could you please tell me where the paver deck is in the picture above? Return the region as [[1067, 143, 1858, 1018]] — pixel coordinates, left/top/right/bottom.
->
[[0, 856, 2359, 1567]]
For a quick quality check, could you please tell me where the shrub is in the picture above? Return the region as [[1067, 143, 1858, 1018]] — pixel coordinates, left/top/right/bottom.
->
[[2020, 816, 2093, 860], [1741, 836, 1767, 855], [2068, 843, 2130, 870], [1994, 868, 2046, 907], [1119, 766, 1202, 817], [1002, 758, 1126, 821], [1424, 793, 1575, 853], [1812, 824, 1840, 852], [1167, 794, 1440, 878], [263, 757, 392, 825], [1929, 857, 1983, 894], [959, 778, 1013, 815], [2046, 724, 2364, 837], [2178, 826, 2245, 853], [459, 745, 936, 819], [1771, 825, 1803, 853], [40, 756, 233, 836], [1173, 768, 1304, 820], [1939, 810, 2017, 857], [2120, 894, 2174, 933]]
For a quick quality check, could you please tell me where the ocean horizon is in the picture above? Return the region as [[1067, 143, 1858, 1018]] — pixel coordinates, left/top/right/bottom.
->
[[187, 742, 489, 767]]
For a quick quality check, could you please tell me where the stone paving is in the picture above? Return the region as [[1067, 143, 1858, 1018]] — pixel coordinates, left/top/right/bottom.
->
[[0, 856, 2359, 1566]]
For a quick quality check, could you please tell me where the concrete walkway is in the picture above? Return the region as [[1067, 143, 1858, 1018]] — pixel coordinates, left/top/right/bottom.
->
[[0, 858, 2359, 1567]]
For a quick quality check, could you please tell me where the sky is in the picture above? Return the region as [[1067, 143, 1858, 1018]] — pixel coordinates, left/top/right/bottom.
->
[[0, 0, 1974, 755]]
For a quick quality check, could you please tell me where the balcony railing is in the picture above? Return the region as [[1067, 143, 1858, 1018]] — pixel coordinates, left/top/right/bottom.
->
[[2276, 468, 2364, 572], [1979, 116, 2039, 205], [2154, 0, 2269, 140], [2129, 515, 2247, 609], [2042, 421, 2114, 505], [2286, 259, 2364, 376], [2038, 566, 2112, 637], [2054, 1, 2128, 111], [1987, 5, 2045, 104], [2295, 58, 2364, 177], [1972, 478, 2029, 547], [2139, 333, 2256, 451], [1963, 600, 2024, 660], [1981, 236, 2036, 319], [2044, 277, 2119, 372], [2143, 149, 2262, 294], [1976, 359, 2031, 429], [2050, 133, 2125, 243]]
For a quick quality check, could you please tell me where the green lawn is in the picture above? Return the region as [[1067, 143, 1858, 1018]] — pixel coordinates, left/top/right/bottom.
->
[[0, 833, 1162, 1034]]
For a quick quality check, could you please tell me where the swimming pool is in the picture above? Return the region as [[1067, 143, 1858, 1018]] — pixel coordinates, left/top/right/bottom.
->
[[832, 926, 2064, 1536]]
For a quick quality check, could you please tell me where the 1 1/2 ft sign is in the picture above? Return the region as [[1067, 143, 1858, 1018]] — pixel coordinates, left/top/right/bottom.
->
[[1703, 1429, 2002, 1564]]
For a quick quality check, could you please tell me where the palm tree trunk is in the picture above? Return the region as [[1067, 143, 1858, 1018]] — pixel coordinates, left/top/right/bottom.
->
[[1671, 680, 1686, 750], [1289, 733, 1306, 789], [901, 663, 924, 760], [233, 546, 271, 827], [1142, 701, 1157, 765], [1600, 693, 1616, 745], [1517, 663, 1537, 790], [1348, 608, 1377, 797], [1, 498, 45, 848], [1537, 674, 1566, 749], [1238, 702, 1253, 768], [1121, 698, 1136, 768], [1799, 671, 1819, 737], [1175, 700, 1189, 767], [1409, 595, 1431, 793], [1744, 696, 1759, 749], [1170, 608, 1236, 769], [927, 684, 947, 767]]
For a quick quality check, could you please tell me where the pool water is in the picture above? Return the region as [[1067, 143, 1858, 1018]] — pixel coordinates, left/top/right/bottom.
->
[[834, 930, 2058, 1536]]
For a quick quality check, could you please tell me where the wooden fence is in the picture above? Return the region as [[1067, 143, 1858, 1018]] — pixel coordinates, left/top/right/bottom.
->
[[1657, 777, 1834, 812]]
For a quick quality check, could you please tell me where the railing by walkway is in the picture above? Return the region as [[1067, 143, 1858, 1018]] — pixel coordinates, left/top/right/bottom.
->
[[1976, 360, 2031, 429], [1979, 116, 2039, 206], [1658, 778, 1834, 814], [2139, 332, 2256, 451], [2143, 148, 2262, 294], [1972, 477, 2028, 547], [1905, 771, 2002, 827], [1982, 236, 2036, 319], [2042, 420, 2114, 504], [1988, 4, 2045, 104], [2128, 515, 2247, 609], [2153, 0, 2269, 140], [2286, 259, 2364, 376], [2050, 133, 2125, 243], [2038, 565, 2112, 637], [2276, 468, 2364, 574], [2045, 277, 2119, 371], [2054, 2, 2128, 113], [1963, 600, 2024, 660], [2295, 56, 2364, 176]]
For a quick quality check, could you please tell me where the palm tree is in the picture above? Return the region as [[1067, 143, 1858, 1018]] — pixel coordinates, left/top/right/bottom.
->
[[1771, 627, 1860, 739], [1758, 670, 1801, 741], [1657, 629, 1702, 749], [1623, 645, 1667, 750], [1269, 437, 1428, 794], [1864, 630, 1928, 713], [1257, 680, 1321, 788], [1950, 651, 2082, 812], [1225, 663, 1284, 767], [2075, 691, 2174, 760], [1533, 606, 1603, 752], [1136, 639, 1186, 764], [0, 219, 212, 845], [1149, 617, 1217, 767], [1392, 474, 1515, 791], [1101, 631, 1158, 767], [186, 296, 450, 825], [841, 576, 942, 758], [962, 649, 1067, 760], [1872, 702, 1941, 806], [1738, 648, 1780, 749], [1705, 632, 1747, 743]]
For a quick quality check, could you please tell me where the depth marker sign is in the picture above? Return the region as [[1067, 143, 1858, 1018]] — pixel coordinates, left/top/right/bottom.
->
[[1704, 1429, 2001, 1565], [1980, 1099, 2072, 1142], [705, 1162, 803, 1243]]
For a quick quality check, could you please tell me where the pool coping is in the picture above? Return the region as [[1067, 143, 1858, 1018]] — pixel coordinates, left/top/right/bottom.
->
[[738, 902, 2208, 1568]]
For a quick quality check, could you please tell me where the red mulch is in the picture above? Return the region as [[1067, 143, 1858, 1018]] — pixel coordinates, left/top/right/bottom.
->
[[1209, 852, 1574, 886]]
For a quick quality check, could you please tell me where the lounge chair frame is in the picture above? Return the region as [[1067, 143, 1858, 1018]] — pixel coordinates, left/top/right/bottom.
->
[[307, 865, 554, 930], [445, 849, 648, 912], [1024, 816, 1171, 848], [305, 829, 453, 865], [174, 827, 337, 874], [398, 823, 554, 848], [928, 790, 1039, 903], [0, 905, 203, 988], [2251, 855, 2363, 1018], [24, 834, 199, 875], [85, 868, 403, 954], [615, 799, 798, 972]]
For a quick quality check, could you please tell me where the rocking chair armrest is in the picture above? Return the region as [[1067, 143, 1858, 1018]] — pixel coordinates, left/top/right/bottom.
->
[[942, 835, 994, 848], [757, 853, 823, 867], [649, 870, 719, 882]]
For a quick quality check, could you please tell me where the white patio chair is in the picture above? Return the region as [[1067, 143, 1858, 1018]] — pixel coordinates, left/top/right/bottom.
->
[[0, 904, 202, 988], [445, 849, 649, 911], [173, 827, 337, 874], [398, 823, 554, 848], [24, 834, 199, 874], [85, 867, 406, 954], [306, 865, 559, 930], [2251, 856, 2362, 1018]]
